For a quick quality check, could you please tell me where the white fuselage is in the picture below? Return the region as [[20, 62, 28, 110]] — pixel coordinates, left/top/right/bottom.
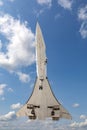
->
[[36, 23, 47, 80]]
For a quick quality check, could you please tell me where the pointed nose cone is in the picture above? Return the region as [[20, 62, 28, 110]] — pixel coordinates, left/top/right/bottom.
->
[[36, 22, 45, 48], [36, 22, 41, 35], [36, 22, 40, 29]]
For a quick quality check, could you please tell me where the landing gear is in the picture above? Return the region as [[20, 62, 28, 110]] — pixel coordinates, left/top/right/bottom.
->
[[48, 105, 60, 120], [51, 110, 55, 116], [28, 109, 36, 120], [27, 104, 40, 120]]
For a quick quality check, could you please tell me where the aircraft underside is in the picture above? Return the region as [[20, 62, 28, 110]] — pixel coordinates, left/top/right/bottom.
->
[[16, 78, 71, 120]]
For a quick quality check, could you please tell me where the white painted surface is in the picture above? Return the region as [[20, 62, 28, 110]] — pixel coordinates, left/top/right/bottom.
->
[[16, 23, 72, 120]]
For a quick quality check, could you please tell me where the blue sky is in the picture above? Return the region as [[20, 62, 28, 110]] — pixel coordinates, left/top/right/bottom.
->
[[0, 0, 87, 129]]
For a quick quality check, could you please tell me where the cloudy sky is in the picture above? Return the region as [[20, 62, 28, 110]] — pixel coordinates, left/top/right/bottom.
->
[[0, 0, 87, 129]]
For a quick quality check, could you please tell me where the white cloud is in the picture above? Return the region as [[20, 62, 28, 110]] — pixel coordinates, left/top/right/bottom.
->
[[80, 115, 87, 120], [37, 0, 52, 7], [79, 119, 87, 127], [70, 119, 87, 128], [72, 103, 80, 108], [0, 117, 71, 129], [0, 84, 7, 95], [35, 0, 52, 17], [79, 22, 87, 39], [0, 14, 35, 72], [16, 72, 30, 83], [78, 5, 87, 39], [11, 103, 22, 109], [70, 121, 79, 128], [58, 0, 73, 10], [0, 111, 16, 121], [78, 5, 87, 21], [0, 0, 3, 6]]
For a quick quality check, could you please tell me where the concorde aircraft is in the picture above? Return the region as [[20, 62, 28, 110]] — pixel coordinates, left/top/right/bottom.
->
[[16, 23, 72, 120]]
